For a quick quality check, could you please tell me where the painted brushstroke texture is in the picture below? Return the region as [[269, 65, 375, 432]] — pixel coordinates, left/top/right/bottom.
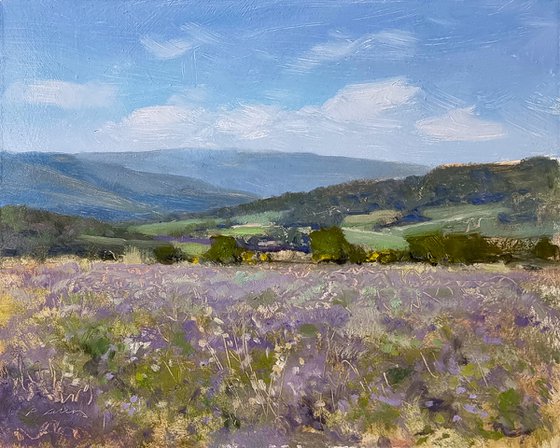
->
[[0, 260, 559, 446], [2, 0, 558, 163]]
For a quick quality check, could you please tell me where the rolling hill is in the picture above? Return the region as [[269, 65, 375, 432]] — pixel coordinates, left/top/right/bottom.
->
[[123, 156, 559, 262], [76, 148, 429, 197], [0, 152, 256, 221], [210, 156, 560, 229], [1, 157, 558, 263]]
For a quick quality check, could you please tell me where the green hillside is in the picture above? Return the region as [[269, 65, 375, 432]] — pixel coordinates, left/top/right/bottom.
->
[[211, 157, 559, 229]]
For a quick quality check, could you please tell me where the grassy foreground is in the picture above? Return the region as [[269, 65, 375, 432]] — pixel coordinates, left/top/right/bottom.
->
[[0, 260, 559, 447]]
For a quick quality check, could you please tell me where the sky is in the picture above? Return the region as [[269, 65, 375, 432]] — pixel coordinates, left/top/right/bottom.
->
[[1, 0, 559, 165]]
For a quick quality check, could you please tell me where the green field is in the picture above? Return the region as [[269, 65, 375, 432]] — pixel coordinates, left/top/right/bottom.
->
[[392, 204, 510, 238], [422, 203, 507, 220], [120, 202, 556, 256], [213, 225, 272, 237], [129, 218, 224, 236], [340, 204, 514, 250], [342, 209, 401, 228], [78, 235, 161, 249], [174, 242, 211, 256], [343, 228, 409, 250], [230, 210, 286, 225], [398, 204, 553, 239]]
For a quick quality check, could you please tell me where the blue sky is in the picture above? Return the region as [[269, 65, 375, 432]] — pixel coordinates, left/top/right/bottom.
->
[[2, 0, 559, 164]]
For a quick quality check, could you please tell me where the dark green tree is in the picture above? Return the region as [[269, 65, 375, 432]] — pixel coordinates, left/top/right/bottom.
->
[[533, 237, 560, 261], [153, 244, 185, 264], [309, 226, 366, 264], [203, 235, 244, 264]]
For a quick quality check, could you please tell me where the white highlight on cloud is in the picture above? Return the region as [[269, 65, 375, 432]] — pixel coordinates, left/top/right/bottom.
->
[[320, 79, 420, 123], [140, 36, 193, 59], [416, 106, 506, 141], [217, 105, 282, 140], [292, 29, 416, 71], [140, 24, 222, 60], [98, 105, 214, 150], [4, 80, 116, 109]]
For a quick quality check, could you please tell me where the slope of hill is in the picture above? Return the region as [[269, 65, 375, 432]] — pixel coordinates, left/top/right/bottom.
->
[[0, 205, 114, 257], [77, 148, 429, 197], [211, 157, 560, 228], [120, 157, 559, 262], [0, 152, 256, 220]]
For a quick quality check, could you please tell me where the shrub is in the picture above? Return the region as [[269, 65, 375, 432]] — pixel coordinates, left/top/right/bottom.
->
[[122, 245, 145, 264], [369, 249, 411, 264], [533, 237, 560, 261], [203, 235, 244, 264], [407, 232, 502, 264], [153, 244, 185, 264], [310, 226, 367, 264]]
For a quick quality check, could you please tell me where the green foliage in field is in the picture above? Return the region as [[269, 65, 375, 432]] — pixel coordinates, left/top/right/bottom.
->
[[174, 242, 211, 256], [0, 205, 116, 259], [203, 235, 244, 264], [153, 244, 186, 264], [310, 226, 367, 264], [533, 237, 560, 261], [407, 232, 502, 264]]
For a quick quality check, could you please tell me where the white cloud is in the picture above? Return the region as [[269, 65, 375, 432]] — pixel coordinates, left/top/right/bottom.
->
[[320, 79, 420, 124], [216, 105, 282, 140], [180, 23, 222, 45], [92, 80, 510, 161], [4, 80, 116, 109], [291, 30, 416, 72], [95, 78, 421, 153], [110, 105, 196, 133], [97, 105, 215, 150], [140, 24, 221, 60], [168, 85, 211, 105], [416, 107, 506, 141], [213, 78, 419, 142], [140, 36, 193, 59]]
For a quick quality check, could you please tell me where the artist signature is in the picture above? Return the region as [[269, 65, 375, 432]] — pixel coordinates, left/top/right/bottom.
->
[[24, 406, 88, 418]]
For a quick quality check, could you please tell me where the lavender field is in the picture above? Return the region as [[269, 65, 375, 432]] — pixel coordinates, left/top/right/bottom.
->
[[0, 260, 559, 447]]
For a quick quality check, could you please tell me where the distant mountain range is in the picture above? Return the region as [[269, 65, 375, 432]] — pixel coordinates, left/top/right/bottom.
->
[[0, 152, 256, 221], [1, 150, 426, 220], [77, 148, 428, 197]]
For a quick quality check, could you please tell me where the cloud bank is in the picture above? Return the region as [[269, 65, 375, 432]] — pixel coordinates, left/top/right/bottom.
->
[[94, 78, 428, 155]]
